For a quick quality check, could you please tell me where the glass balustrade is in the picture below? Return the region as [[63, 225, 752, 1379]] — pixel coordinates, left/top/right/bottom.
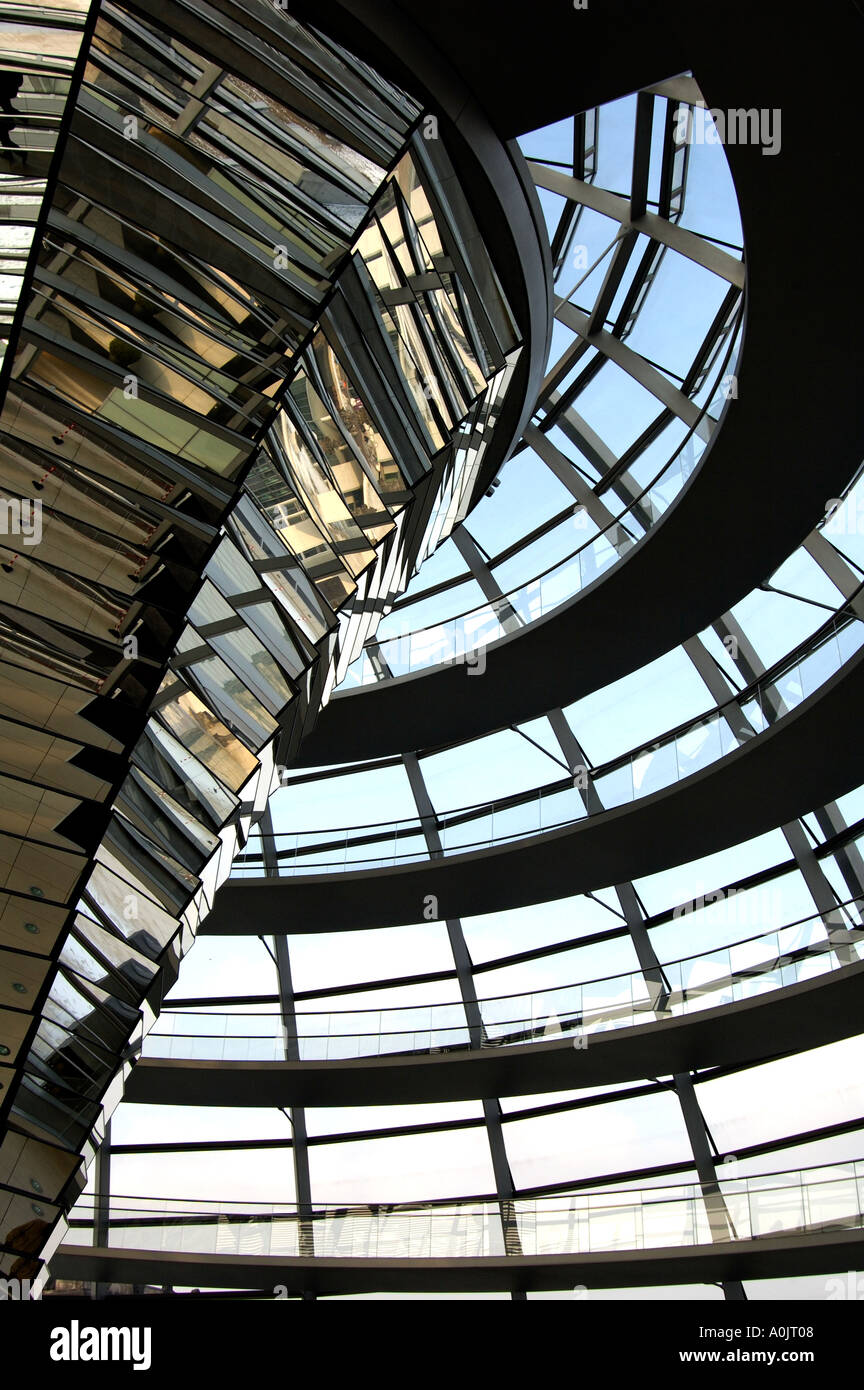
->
[[143, 902, 864, 1062], [67, 1160, 864, 1260], [236, 602, 864, 877], [340, 326, 742, 688]]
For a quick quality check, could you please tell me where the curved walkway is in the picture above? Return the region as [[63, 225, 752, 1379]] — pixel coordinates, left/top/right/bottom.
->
[[236, 601, 863, 879], [205, 647, 864, 933], [53, 1228, 864, 1295], [54, 1156, 864, 1291], [293, 10, 864, 764], [126, 957, 864, 1106]]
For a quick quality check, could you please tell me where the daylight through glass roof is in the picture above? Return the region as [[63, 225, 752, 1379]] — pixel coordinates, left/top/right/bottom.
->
[[2, 0, 863, 1323]]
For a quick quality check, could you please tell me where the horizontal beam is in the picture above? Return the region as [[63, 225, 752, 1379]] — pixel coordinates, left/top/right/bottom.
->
[[293, 65, 864, 764], [206, 649, 864, 932], [528, 165, 744, 286], [554, 300, 713, 437], [53, 1226, 864, 1293], [127, 959, 864, 1107]]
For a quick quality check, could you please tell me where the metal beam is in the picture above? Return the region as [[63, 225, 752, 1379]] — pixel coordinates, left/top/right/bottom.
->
[[53, 1225, 864, 1294], [402, 751, 525, 1284], [452, 528, 523, 635], [263, 806, 316, 1296], [554, 300, 714, 441], [528, 164, 744, 287], [674, 1073, 746, 1300]]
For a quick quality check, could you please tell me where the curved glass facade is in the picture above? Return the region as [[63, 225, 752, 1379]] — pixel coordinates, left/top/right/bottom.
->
[[2, 0, 863, 1319]]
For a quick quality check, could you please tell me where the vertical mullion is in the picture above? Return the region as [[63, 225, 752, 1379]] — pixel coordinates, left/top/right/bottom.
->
[[688, 627, 855, 962], [546, 709, 670, 1008], [674, 1072, 746, 1301], [451, 527, 523, 634], [261, 806, 316, 1296], [402, 751, 526, 1293], [92, 1119, 111, 1301], [547, 706, 747, 1300]]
